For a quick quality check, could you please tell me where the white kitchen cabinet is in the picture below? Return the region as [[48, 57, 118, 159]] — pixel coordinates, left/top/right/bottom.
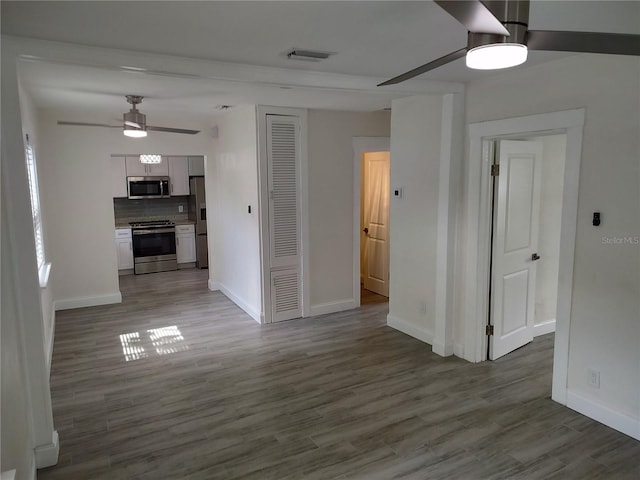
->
[[115, 228, 134, 270], [125, 155, 169, 177], [110, 156, 128, 198], [168, 156, 190, 196], [188, 156, 205, 176], [176, 224, 196, 264]]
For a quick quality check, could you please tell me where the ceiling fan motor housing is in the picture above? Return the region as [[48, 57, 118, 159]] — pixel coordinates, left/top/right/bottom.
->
[[468, 0, 529, 49], [123, 109, 146, 131]]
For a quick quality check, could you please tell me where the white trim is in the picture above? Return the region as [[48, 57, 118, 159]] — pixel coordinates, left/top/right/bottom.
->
[[207, 279, 220, 291], [217, 283, 262, 324], [351, 136, 390, 309], [257, 106, 309, 324], [566, 391, 640, 441], [309, 299, 357, 317], [34, 430, 59, 468], [463, 109, 584, 411], [432, 93, 464, 357], [534, 319, 556, 337], [54, 292, 122, 311], [46, 309, 56, 375], [1, 469, 17, 480], [453, 342, 465, 358], [387, 314, 434, 345]]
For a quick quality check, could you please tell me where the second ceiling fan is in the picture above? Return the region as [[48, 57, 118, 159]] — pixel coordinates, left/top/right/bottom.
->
[[58, 95, 200, 137], [379, 0, 640, 86]]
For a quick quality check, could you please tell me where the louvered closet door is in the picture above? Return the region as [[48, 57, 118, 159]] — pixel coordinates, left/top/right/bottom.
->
[[267, 115, 302, 321]]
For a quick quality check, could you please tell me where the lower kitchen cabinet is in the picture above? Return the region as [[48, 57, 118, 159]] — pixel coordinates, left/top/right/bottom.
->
[[115, 228, 134, 270], [176, 224, 196, 264]]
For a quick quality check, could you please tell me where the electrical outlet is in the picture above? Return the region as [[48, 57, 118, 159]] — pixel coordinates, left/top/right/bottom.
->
[[419, 301, 427, 315], [178, 205, 184, 213], [587, 368, 600, 388]]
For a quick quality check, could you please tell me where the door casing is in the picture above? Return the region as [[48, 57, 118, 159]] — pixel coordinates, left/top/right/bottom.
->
[[463, 108, 585, 406], [352, 137, 390, 307]]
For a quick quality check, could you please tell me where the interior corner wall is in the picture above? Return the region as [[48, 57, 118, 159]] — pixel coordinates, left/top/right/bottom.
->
[[307, 109, 390, 309], [387, 95, 443, 343], [36, 107, 213, 309], [208, 105, 262, 321], [464, 55, 640, 426]]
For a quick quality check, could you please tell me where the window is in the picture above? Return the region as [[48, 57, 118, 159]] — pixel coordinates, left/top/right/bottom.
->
[[24, 135, 49, 285]]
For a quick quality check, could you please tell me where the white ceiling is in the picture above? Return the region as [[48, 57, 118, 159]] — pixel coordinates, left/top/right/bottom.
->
[[3, 1, 639, 115]]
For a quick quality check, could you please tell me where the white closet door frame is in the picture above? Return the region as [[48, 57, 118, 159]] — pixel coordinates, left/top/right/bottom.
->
[[257, 106, 309, 324]]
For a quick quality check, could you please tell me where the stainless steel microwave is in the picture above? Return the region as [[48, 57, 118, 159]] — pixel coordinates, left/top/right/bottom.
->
[[127, 177, 170, 199]]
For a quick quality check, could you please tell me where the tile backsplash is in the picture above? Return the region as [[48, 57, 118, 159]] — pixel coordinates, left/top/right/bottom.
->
[[114, 197, 190, 224]]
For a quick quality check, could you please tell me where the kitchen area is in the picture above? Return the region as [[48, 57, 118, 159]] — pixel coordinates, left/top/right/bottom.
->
[[111, 154, 208, 276]]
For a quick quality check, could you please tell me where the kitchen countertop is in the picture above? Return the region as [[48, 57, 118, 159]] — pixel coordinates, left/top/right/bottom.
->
[[115, 218, 196, 229]]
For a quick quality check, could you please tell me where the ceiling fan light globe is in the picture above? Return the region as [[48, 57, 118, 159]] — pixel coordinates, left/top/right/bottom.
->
[[123, 129, 147, 138], [466, 43, 528, 70]]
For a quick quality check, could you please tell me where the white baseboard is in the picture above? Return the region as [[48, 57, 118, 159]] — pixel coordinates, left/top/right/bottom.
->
[[54, 292, 122, 311], [46, 309, 56, 375], [207, 279, 220, 291], [309, 298, 357, 317], [534, 319, 556, 337], [432, 340, 454, 357], [387, 314, 434, 345], [1, 468, 17, 480], [566, 390, 640, 441], [217, 284, 261, 324], [34, 431, 59, 468]]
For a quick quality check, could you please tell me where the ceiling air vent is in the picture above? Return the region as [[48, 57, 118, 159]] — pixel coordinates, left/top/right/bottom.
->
[[286, 49, 331, 62]]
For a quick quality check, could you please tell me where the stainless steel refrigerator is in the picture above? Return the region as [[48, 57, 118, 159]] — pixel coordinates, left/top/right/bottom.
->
[[188, 177, 208, 268]]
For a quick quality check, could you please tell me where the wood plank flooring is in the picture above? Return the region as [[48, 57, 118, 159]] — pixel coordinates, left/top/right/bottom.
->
[[39, 269, 639, 479]]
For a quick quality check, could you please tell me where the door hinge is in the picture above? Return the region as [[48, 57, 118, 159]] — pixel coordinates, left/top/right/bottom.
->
[[486, 324, 494, 336], [491, 164, 500, 177]]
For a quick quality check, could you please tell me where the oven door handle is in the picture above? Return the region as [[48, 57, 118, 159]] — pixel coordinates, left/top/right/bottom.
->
[[133, 228, 176, 235]]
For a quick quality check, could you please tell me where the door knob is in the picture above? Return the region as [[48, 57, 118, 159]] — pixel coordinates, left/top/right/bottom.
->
[[363, 227, 369, 234], [531, 253, 541, 261]]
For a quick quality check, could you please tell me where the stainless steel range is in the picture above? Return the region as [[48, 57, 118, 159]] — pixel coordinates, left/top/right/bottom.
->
[[129, 220, 178, 274]]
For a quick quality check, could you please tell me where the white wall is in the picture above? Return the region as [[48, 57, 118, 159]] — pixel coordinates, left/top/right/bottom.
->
[[208, 105, 262, 321], [387, 95, 443, 343], [307, 109, 390, 307], [1, 185, 35, 480], [465, 55, 640, 425], [36, 108, 214, 309], [530, 134, 566, 329]]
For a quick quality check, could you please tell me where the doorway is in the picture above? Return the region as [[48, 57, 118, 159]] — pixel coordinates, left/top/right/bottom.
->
[[360, 151, 390, 304], [463, 108, 584, 406], [487, 135, 566, 360], [352, 137, 390, 307]]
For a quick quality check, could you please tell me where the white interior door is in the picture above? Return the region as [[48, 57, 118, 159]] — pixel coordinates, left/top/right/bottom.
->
[[267, 115, 302, 322], [490, 140, 543, 360], [362, 151, 390, 297]]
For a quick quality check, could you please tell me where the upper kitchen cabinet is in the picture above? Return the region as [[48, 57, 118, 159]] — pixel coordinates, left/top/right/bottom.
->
[[168, 156, 190, 196], [125, 155, 169, 177], [188, 156, 205, 176], [110, 156, 128, 198]]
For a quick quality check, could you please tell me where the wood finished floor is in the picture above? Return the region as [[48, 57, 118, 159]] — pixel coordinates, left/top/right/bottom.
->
[[40, 269, 639, 479]]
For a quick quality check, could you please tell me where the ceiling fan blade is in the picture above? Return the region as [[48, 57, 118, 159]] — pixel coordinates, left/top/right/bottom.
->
[[434, 0, 509, 36], [147, 125, 200, 135], [378, 47, 467, 86], [58, 121, 120, 128], [527, 30, 640, 56], [124, 120, 142, 129]]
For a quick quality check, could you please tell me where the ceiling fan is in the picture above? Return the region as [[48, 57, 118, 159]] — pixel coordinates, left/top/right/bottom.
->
[[57, 95, 200, 137], [379, 0, 640, 86]]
